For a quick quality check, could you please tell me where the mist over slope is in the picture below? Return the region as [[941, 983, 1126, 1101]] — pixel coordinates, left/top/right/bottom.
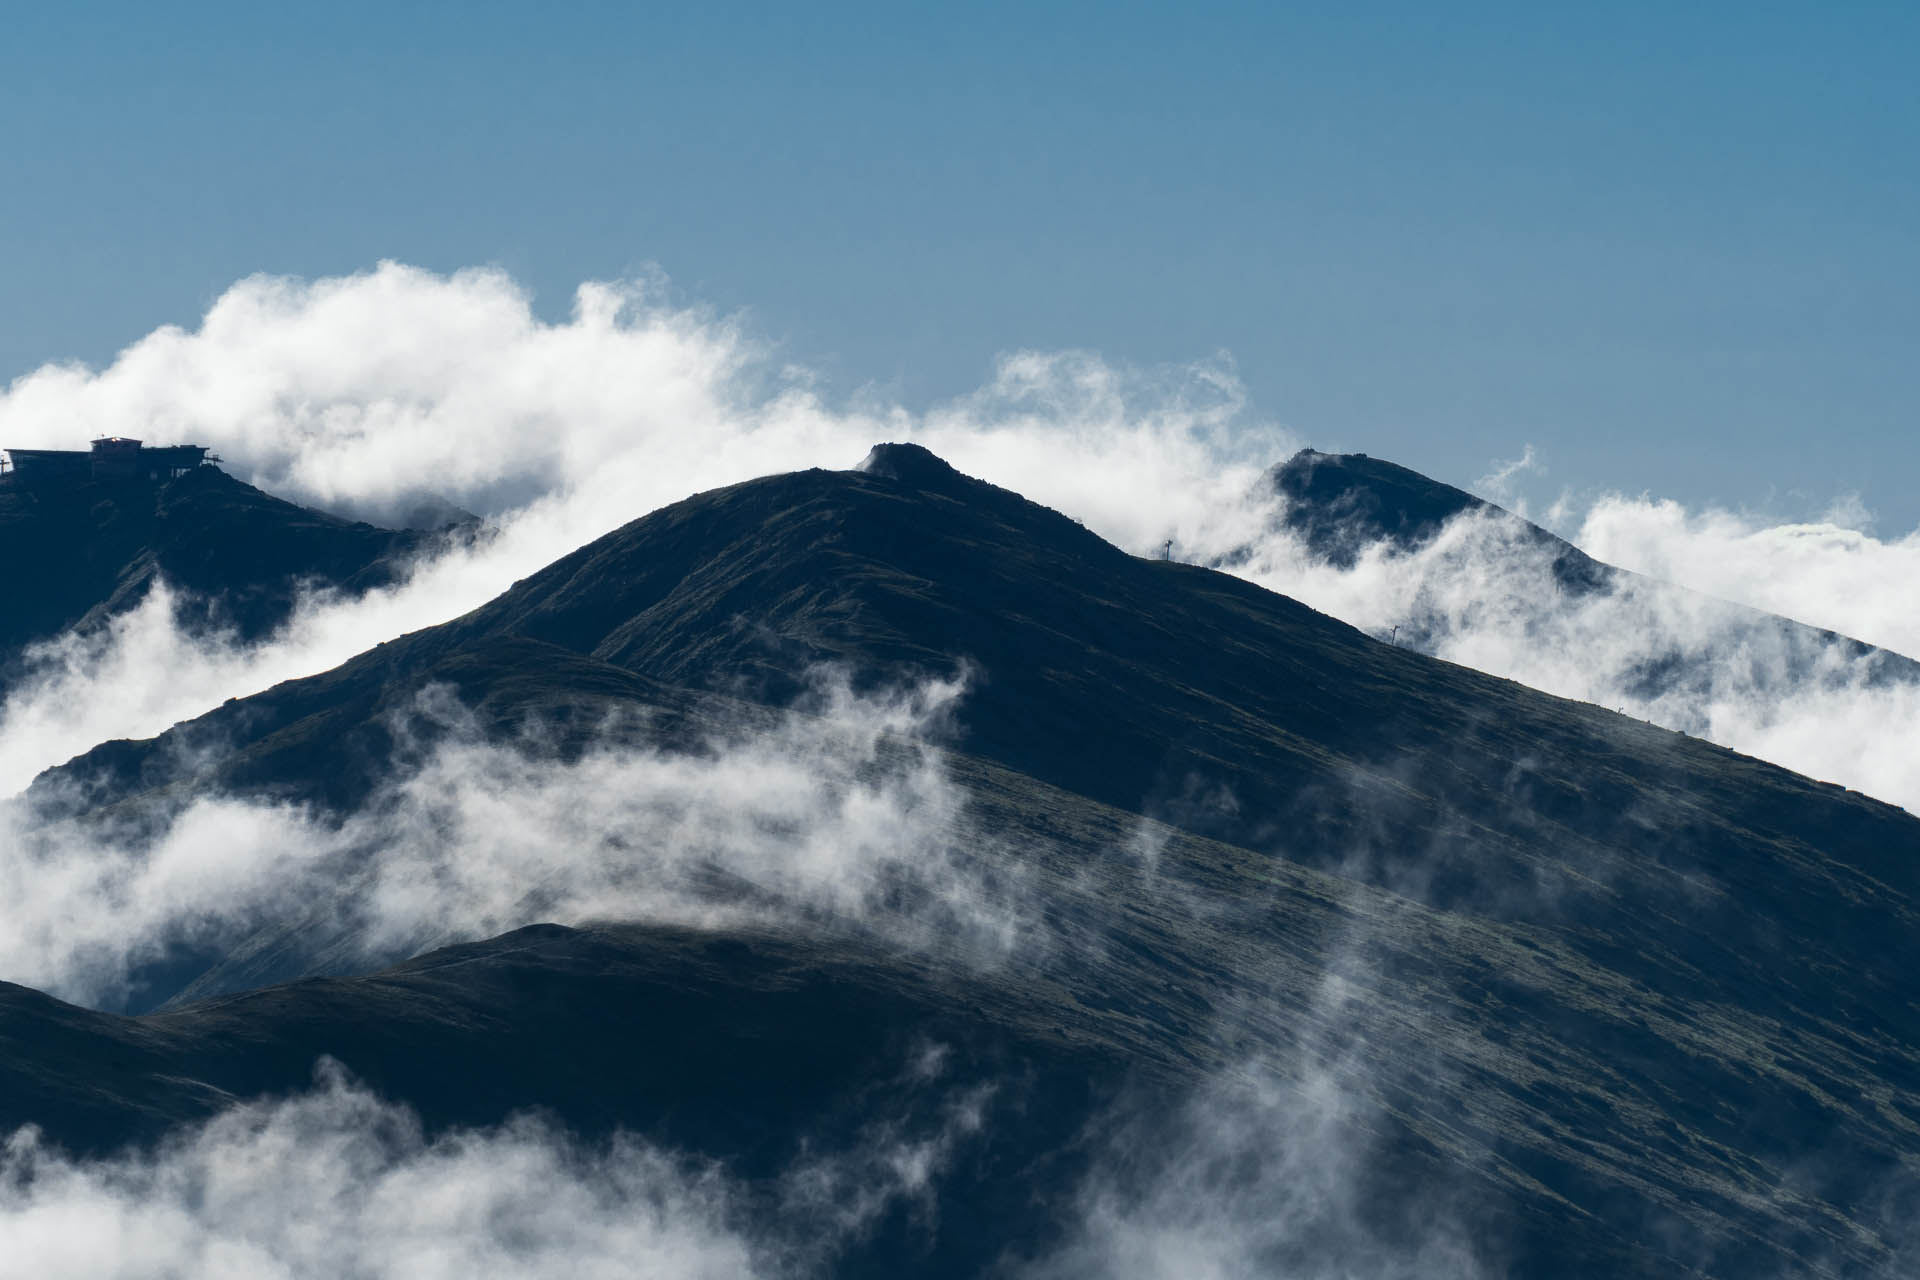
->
[[6, 445, 1920, 1276], [1244, 449, 1920, 811], [1269, 449, 1607, 585], [1266, 448, 1911, 665], [0, 464, 489, 794], [4, 264, 1920, 1275]]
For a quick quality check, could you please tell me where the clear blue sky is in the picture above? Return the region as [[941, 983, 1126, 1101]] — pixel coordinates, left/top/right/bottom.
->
[[4, 2, 1916, 526]]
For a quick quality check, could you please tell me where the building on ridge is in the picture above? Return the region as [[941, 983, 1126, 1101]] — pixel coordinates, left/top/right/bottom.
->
[[0, 438, 214, 487]]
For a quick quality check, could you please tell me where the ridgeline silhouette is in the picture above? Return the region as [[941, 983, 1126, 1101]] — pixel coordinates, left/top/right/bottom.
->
[[7, 444, 1920, 1277]]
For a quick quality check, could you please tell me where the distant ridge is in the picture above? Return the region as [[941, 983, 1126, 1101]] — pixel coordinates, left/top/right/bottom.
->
[[1269, 448, 1609, 589], [1270, 448, 1487, 563], [0, 463, 430, 675], [1265, 447, 1920, 688]]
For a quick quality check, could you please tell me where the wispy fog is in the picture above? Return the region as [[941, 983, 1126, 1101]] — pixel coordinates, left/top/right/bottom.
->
[[1228, 502, 1920, 811], [0, 1056, 991, 1280], [1, 673, 1027, 1010], [1573, 492, 1920, 658], [1018, 1018, 1491, 1280], [0, 558, 516, 794]]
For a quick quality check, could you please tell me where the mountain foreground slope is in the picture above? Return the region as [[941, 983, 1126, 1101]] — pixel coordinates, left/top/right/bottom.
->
[[7, 444, 1920, 1277]]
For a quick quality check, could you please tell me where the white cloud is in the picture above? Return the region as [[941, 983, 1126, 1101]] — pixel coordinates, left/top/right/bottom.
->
[[1, 674, 1030, 1010], [0, 1057, 990, 1280], [0, 264, 1280, 552], [1226, 500, 1920, 813], [0, 264, 1284, 794], [1572, 494, 1920, 658], [3, 259, 1919, 820]]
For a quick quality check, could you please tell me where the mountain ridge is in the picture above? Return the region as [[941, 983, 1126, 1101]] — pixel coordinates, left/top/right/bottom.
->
[[8, 444, 1920, 1275], [1262, 447, 1920, 751], [0, 464, 437, 679]]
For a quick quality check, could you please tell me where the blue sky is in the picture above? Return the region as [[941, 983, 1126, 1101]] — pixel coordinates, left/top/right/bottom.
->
[[4, 1, 1916, 526]]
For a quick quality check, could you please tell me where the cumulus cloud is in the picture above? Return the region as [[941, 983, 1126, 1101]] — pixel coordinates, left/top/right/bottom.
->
[[1, 672, 1029, 1010], [3, 259, 1919, 820], [1572, 494, 1920, 658], [0, 263, 1281, 550], [0, 263, 1282, 792], [0, 1057, 990, 1280]]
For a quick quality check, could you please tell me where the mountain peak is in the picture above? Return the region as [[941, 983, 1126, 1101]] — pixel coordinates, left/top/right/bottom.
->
[[1268, 449, 1489, 566], [856, 441, 966, 492]]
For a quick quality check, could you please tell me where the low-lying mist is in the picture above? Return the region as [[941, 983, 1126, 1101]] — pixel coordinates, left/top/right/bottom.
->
[[1, 673, 1028, 1012], [0, 1054, 995, 1280], [0, 868, 1515, 1280]]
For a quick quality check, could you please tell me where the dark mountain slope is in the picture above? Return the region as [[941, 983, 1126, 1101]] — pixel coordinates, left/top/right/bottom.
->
[[17, 444, 1920, 1274], [1272, 448, 1520, 565], [0, 922, 1131, 1278], [0, 465, 429, 671], [0, 895, 1750, 1276], [1265, 447, 1913, 679], [9, 759, 1920, 1273], [55, 446, 1917, 918], [0, 921, 1096, 1165], [42, 448, 1920, 1046]]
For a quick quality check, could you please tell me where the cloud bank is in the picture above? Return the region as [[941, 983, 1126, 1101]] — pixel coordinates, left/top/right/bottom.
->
[[3, 259, 1918, 812], [0, 1057, 991, 1280], [0, 263, 1279, 556], [0, 263, 1280, 792], [1573, 494, 1920, 659], [2, 673, 1027, 1011]]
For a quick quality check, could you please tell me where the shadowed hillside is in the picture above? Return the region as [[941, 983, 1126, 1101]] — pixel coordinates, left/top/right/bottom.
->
[[1269, 449, 1519, 567], [0, 464, 441, 676], [10, 444, 1920, 1276]]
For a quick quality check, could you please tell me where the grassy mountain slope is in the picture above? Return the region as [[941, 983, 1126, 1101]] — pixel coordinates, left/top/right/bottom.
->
[[12, 444, 1920, 1275], [0, 465, 430, 671], [1268, 449, 1579, 572]]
